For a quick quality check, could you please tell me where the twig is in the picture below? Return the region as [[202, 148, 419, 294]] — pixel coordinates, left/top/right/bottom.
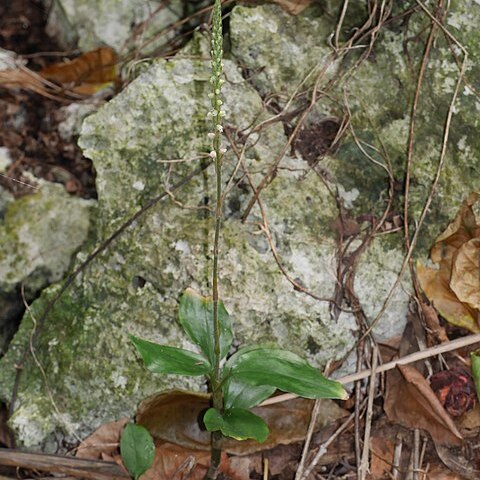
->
[[0, 449, 129, 480], [300, 402, 364, 480], [294, 399, 322, 480], [403, 0, 443, 303], [412, 429, 420, 480], [259, 332, 480, 406], [357, 14, 468, 341], [359, 346, 378, 480], [392, 436, 402, 479]]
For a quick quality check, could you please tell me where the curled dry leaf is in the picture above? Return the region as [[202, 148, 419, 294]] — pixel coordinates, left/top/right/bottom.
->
[[417, 192, 480, 332], [451, 238, 480, 310], [420, 299, 449, 344], [385, 364, 463, 446], [39, 47, 118, 95], [76, 417, 129, 460], [136, 390, 347, 455], [242, 0, 312, 15]]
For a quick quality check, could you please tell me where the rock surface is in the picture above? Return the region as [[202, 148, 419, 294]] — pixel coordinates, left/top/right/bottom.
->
[[46, 0, 184, 52], [2, 1, 480, 449], [0, 182, 93, 355]]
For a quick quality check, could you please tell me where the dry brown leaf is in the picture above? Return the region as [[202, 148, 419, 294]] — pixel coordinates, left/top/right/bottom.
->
[[420, 299, 449, 344], [76, 417, 129, 460], [272, 0, 312, 14], [431, 192, 479, 264], [418, 193, 480, 333], [242, 0, 312, 15], [384, 364, 463, 446], [0, 68, 64, 99], [39, 47, 118, 95], [138, 442, 246, 480], [136, 390, 347, 455], [459, 403, 480, 431], [426, 465, 467, 479], [435, 443, 480, 480], [417, 263, 479, 332], [370, 436, 395, 479], [451, 238, 480, 310]]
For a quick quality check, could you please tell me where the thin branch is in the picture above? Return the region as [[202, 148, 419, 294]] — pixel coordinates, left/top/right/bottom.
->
[[259, 332, 480, 406]]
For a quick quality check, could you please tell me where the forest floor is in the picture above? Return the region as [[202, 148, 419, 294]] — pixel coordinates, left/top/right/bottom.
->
[[1, 1, 480, 479]]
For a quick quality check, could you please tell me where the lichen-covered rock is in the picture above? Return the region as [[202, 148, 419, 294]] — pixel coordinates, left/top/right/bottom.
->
[[46, 0, 183, 52], [230, 4, 335, 98], [2, 1, 480, 449], [0, 182, 93, 355]]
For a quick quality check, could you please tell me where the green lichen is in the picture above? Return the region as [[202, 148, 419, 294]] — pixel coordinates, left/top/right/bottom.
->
[[230, 4, 334, 99], [0, 182, 93, 292], [49, 0, 183, 52]]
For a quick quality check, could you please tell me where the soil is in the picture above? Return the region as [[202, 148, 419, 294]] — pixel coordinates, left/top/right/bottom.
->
[[0, 0, 97, 198]]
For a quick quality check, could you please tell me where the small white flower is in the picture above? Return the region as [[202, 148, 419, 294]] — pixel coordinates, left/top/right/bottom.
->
[[209, 151, 217, 158], [207, 132, 215, 139], [216, 125, 223, 133], [220, 147, 227, 154], [219, 110, 226, 117]]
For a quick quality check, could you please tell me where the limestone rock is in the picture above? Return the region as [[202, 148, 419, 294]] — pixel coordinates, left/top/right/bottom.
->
[[46, 0, 183, 52], [0, 182, 93, 355]]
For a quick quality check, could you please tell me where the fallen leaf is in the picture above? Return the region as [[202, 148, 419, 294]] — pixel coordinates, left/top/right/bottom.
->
[[420, 299, 449, 344], [435, 443, 480, 480], [40, 47, 118, 95], [431, 192, 479, 264], [136, 390, 347, 455], [0, 68, 61, 99], [427, 464, 467, 479], [243, 0, 312, 15], [384, 364, 463, 446], [417, 193, 480, 332], [140, 442, 247, 480], [459, 403, 480, 431], [76, 418, 129, 459], [450, 238, 480, 310], [417, 262, 480, 332], [272, 0, 312, 14], [370, 436, 395, 479]]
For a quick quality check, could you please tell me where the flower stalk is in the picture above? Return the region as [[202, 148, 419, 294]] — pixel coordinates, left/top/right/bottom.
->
[[205, 0, 225, 478]]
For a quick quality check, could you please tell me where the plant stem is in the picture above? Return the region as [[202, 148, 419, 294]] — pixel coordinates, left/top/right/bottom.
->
[[205, 0, 225, 478]]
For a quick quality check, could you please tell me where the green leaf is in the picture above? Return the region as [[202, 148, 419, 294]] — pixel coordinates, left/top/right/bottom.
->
[[471, 351, 480, 402], [120, 424, 155, 480], [223, 376, 276, 409], [226, 347, 348, 401], [178, 288, 233, 365], [203, 407, 269, 442], [130, 335, 211, 376]]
